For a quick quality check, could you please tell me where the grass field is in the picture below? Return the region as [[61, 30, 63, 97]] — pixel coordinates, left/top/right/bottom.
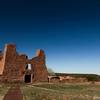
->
[[0, 84, 10, 100], [21, 83, 100, 100]]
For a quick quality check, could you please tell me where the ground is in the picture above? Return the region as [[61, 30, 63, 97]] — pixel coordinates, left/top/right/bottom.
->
[[0, 84, 10, 100], [0, 83, 100, 100]]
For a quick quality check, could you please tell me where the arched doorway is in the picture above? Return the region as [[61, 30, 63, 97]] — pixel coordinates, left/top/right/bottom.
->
[[24, 64, 32, 83]]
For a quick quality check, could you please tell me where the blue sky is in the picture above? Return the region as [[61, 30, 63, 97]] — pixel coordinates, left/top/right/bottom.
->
[[0, 0, 100, 75]]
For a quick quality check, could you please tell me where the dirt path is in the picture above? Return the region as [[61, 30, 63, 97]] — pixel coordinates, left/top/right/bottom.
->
[[3, 85, 23, 100]]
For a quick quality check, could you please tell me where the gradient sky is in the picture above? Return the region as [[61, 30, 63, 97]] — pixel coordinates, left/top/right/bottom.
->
[[0, 0, 100, 75]]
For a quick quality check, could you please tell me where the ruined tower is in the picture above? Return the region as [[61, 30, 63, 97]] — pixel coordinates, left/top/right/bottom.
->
[[0, 44, 48, 83]]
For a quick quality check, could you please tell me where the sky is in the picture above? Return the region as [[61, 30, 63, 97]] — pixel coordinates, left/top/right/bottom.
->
[[0, 0, 100, 75]]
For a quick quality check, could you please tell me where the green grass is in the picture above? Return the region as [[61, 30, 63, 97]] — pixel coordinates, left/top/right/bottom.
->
[[21, 83, 100, 100]]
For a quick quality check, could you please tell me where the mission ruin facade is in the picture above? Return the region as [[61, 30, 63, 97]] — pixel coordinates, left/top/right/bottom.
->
[[0, 44, 48, 83]]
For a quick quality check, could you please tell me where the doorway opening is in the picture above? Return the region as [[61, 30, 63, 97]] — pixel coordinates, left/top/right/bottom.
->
[[24, 75, 31, 83], [26, 64, 32, 70]]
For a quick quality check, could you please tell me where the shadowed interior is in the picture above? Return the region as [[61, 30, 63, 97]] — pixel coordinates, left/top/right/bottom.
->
[[24, 75, 31, 83]]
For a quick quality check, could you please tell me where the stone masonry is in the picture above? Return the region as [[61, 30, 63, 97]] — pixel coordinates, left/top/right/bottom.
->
[[0, 44, 48, 83]]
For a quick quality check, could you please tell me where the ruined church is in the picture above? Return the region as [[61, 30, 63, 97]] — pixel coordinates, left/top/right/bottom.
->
[[0, 44, 48, 83]]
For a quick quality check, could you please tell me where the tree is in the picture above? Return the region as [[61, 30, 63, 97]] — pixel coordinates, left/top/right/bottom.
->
[[47, 68, 55, 76], [86, 74, 100, 84]]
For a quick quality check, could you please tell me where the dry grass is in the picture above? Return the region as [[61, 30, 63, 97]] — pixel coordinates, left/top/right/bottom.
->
[[21, 83, 100, 100], [0, 84, 10, 100]]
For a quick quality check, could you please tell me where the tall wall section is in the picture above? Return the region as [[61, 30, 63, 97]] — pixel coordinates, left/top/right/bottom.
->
[[0, 56, 3, 75], [1, 44, 26, 82], [31, 49, 48, 82]]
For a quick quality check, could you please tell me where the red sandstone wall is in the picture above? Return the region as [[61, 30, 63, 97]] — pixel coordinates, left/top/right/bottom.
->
[[16, 54, 27, 81], [31, 50, 48, 82], [2, 44, 26, 82], [32, 63, 48, 82], [0, 58, 3, 75], [0, 44, 48, 83]]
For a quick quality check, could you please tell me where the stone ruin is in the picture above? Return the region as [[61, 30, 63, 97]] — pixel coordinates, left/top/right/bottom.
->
[[0, 44, 48, 83]]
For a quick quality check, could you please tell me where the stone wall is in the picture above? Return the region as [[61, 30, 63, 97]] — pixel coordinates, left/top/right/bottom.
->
[[0, 57, 3, 75], [0, 44, 48, 83], [1, 44, 21, 82], [16, 54, 27, 82], [31, 49, 48, 82]]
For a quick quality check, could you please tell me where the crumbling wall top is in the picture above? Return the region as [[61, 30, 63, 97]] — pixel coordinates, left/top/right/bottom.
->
[[36, 49, 45, 58], [5, 43, 16, 48]]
